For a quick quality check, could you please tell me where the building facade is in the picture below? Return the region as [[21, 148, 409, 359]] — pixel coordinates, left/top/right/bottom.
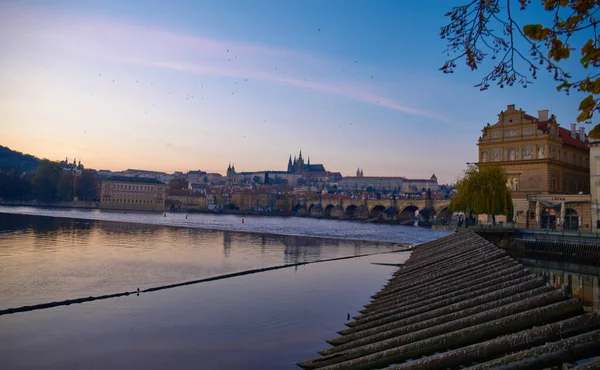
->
[[338, 176, 405, 192], [166, 189, 207, 210], [477, 104, 590, 229], [100, 176, 166, 211], [187, 170, 207, 185], [590, 136, 600, 229], [403, 175, 439, 193]]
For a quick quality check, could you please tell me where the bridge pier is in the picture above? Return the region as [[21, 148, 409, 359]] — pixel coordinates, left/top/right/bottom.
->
[[330, 206, 344, 218], [309, 204, 323, 218]]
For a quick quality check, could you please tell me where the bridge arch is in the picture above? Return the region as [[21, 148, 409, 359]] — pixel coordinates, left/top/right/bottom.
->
[[345, 204, 357, 219], [436, 206, 453, 224], [399, 205, 419, 222], [369, 205, 386, 219], [294, 204, 307, 216]]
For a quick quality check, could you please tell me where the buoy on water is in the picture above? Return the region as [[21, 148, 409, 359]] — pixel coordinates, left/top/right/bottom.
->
[[186, 214, 188, 219], [242, 218, 245, 223], [164, 212, 166, 217]]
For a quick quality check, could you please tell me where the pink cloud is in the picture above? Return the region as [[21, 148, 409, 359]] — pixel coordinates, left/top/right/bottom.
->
[[0, 4, 455, 125], [144, 60, 454, 124]]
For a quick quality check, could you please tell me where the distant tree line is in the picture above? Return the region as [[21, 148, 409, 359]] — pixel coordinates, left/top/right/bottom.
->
[[0, 159, 100, 202], [0, 145, 42, 173]]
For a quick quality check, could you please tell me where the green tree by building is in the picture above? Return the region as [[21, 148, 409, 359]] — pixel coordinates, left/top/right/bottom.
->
[[168, 177, 188, 190], [450, 165, 513, 225], [76, 170, 99, 201]]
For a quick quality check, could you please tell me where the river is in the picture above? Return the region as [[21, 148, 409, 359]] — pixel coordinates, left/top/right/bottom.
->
[[2, 206, 595, 369], [0, 206, 448, 369]]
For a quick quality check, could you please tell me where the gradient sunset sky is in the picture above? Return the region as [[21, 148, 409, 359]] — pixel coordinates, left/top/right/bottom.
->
[[0, 0, 591, 183]]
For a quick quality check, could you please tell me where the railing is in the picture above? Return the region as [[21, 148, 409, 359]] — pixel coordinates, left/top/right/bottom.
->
[[434, 221, 600, 238], [514, 226, 600, 239]]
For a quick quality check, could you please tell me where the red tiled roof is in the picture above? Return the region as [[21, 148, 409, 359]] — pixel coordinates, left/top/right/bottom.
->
[[558, 127, 589, 151], [536, 122, 588, 151]]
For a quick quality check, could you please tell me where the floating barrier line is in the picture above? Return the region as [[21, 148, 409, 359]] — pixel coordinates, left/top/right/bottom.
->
[[0, 248, 411, 317]]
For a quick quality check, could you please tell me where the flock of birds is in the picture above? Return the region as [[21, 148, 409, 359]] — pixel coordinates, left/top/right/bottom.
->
[[89, 35, 389, 140]]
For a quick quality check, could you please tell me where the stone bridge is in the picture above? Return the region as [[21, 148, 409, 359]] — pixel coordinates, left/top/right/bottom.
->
[[296, 198, 452, 222]]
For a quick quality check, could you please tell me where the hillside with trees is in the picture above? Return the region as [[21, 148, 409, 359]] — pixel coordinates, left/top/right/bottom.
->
[[0, 145, 42, 174]]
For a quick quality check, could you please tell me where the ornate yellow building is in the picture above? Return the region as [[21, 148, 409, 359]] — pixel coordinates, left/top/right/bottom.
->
[[477, 104, 590, 230]]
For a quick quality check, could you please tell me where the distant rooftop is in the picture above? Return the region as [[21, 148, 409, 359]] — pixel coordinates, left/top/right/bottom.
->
[[123, 169, 166, 175], [105, 175, 165, 184]]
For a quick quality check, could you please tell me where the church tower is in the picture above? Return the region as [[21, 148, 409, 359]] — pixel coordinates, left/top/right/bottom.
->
[[287, 155, 293, 172], [297, 150, 304, 172]]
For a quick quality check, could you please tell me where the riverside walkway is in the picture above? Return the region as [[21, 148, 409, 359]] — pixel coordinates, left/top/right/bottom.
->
[[298, 231, 600, 369]]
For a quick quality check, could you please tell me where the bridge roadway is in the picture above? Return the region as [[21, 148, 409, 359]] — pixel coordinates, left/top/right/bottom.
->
[[298, 198, 452, 222], [298, 231, 600, 369]]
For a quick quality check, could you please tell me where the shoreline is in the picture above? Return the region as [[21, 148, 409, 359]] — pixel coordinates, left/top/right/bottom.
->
[[0, 201, 438, 228]]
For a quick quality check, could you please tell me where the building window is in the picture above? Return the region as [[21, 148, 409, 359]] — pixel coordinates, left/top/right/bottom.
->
[[522, 145, 533, 160], [491, 148, 501, 162], [537, 145, 545, 159], [553, 178, 558, 192]]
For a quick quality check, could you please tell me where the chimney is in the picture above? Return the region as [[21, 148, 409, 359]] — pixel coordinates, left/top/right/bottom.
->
[[579, 126, 586, 140], [570, 123, 577, 138], [538, 109, 549, 121], [507, 104, 516, 111]]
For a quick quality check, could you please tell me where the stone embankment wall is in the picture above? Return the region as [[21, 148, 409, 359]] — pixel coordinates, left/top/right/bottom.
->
[[506, 232, 600, 265], [298, 231, 600, 370]]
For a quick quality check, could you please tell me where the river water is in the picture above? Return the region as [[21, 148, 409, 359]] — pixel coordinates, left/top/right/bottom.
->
[[0, 206, 449, 369], [1, 206, 598, 368]]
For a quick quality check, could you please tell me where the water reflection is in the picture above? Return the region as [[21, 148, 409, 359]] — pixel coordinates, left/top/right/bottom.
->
[[0, 213, 406, 310], [0, 205, 452, 244], [527, 264, 600, 313]]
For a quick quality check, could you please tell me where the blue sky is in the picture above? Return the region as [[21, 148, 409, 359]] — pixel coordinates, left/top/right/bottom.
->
[[0, 0, 592, 183]]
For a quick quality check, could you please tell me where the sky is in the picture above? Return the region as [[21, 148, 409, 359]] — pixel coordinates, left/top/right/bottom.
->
[[0, 0, 593, 183]]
